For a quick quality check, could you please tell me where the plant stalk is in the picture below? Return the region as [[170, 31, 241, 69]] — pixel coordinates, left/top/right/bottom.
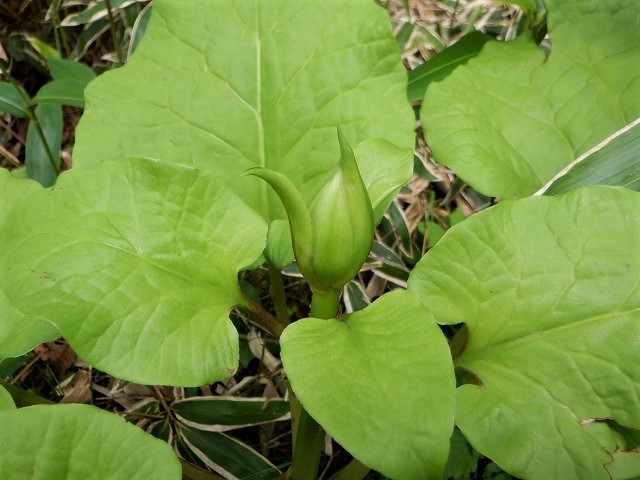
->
[[267, 261, 290, 329], [104, 0, 124, 64], [289, 288, 341, 480], [240, 296, 284, 338]]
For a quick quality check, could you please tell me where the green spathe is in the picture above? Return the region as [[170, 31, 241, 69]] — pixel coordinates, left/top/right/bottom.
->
[[246, 130, 374, 293], [309, 129, 374, 289], [409, 186, 640, 479], [0, 404, 181, 479], [281, 290, 455, 479]]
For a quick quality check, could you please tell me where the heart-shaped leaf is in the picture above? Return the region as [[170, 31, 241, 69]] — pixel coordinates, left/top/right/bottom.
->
[[74, 0, 415, 256], [0, 404, 181, 479], [422, 0, 640, 198], [0, 159, 267, 386], [281, 290, 455, 480], [0, 170, 60, 361], [409, 186, 640, 479]]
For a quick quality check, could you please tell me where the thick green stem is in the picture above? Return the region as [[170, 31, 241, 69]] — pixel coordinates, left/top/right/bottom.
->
[[290, 408, 325, 480], [309, 288, 341, 319], [289, 288, 341, 480], [240, 297, 284, 338], [267, 261, 290, 329]]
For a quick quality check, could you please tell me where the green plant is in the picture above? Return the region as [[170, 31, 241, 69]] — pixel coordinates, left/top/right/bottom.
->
[[0, 45, 94, 186], [1, 1, 639, 479]]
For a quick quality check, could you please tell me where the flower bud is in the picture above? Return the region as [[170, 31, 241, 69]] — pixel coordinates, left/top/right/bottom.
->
[[308, 128, 374, 289], [243, 128, 374, 293]]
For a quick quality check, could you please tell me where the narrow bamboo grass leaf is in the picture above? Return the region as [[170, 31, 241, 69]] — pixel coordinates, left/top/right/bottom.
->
[[26, 103, 61, 187], [343, 280, 369, 313], [0, 171, 59, 361], [0, 404, 181, 479], [171, 397, 289, 432], [537, 118, 640, 195], [26, 37, 60, 60], [71, 20, 109, 60], [409, 186, 640, 480], [179, 426, 281, 480], [33, 80, 87, 108], [128, 3, 152, 58], [60, 0, 140, 26], [147, 419, 173, 443], [281, 290, 455, 480], [0, 82, 30, 118], [46, 57, 96, 83], [407, 32, 491, 102]]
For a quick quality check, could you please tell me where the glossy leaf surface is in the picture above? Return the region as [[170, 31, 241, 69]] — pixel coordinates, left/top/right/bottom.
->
[[1, 160, 267, 386], [0, 171, 59, 361], [422, 0, 640, 198], [0, 404, 181, 479], [74, 0, 414, 256], [409, 187, 640, 479], [281, 290, 455, 480]]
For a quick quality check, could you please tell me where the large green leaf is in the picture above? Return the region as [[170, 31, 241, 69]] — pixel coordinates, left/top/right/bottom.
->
[[0, 170, 59, 361], [0, 159, 267, 386], [408, 186, 640, 479], [422, 0, 640, 198], [73, 0, 415, 256], [0, 404, 181, 479], [280, 290, 455, 480]]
